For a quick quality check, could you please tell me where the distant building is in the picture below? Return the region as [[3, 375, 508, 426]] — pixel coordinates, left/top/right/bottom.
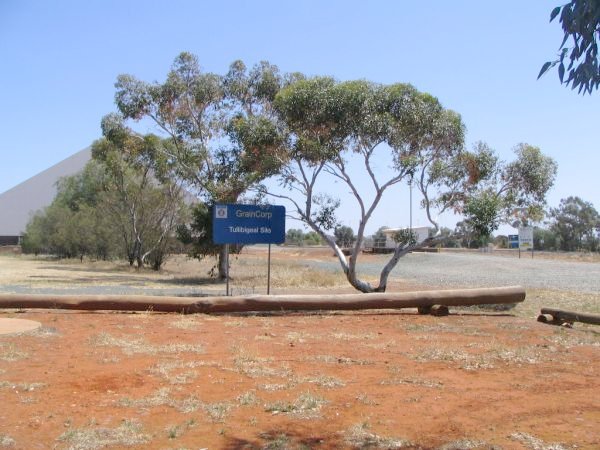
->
[[0, 148, 91, 245], [364, 226, 431, 252]]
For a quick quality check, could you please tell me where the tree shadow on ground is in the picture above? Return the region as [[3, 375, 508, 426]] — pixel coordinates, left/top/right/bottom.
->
[[222, 428, 429, 449]]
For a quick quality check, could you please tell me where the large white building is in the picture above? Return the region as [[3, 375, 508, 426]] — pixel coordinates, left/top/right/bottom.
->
[[0, 148, 90, 245]]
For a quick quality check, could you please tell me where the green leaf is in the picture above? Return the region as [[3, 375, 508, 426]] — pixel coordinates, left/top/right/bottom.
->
[[558, 62, 565, 82], [537, 61, 552, 79], [550, 6, 561, 22]]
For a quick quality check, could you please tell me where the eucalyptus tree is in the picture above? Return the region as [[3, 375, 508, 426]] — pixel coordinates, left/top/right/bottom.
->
[[270, 78, 557, 293], [462, 142, 558, 242], [549, 196, 600, 251], [269, 78, 469, 292], [92, 116, 187, 269], [111, 52, 289, 278]]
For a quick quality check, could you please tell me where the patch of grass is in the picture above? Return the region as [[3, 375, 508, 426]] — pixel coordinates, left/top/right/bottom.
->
[[237, 390, 259, 406], [260, 432, 291, 450], [0, 381, 46, 391], [411, 344, 553, 370], [332, 331, 378, 341], [119, 387, 232, 420], [437, 439, 496, 449], [264, 391, 327, 419], [257, 383, 294, 392], [301, 374, 345, 388], [57, 419, 150, 449], [89, 332, 204, 355], [355, 393, 378, 406], [0, 343, 28, 362], [203, 401, 232, 423], [343, 422, 413, 449], [0, 434, 16, 447], [231, 350, 292, 378], [545, 327, 600, 348], [224, 319, 248, 327], [510, 431, 569, 450], [30, 326, 60, 338], [169, 316, 200, 330], [306, 355, 374, 366], [380, 376, 443, 388]]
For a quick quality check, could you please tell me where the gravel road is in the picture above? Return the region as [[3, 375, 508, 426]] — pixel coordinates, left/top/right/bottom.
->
[[310, 252, 600, 293]]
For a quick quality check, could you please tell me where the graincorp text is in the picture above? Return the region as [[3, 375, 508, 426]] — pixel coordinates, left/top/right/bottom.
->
[[235, 209, 273, 220]]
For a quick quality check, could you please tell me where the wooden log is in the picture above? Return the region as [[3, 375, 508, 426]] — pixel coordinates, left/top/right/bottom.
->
[[540, 308, 600, 326], [0, 286, 525, 314]]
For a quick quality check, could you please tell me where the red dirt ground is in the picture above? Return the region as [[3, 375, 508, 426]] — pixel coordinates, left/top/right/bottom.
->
[[1, 308, 598, 449]]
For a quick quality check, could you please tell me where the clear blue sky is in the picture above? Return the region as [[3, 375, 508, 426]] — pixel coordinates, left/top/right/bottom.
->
[[1, 1, 598, 234]]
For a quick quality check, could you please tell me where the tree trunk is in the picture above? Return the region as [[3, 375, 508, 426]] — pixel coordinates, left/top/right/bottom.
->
[[0, 286, 526, 314], [218, 245, 228, 280]]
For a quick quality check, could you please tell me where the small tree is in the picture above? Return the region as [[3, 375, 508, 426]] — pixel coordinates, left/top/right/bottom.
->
[[549, 196, 600, 251], [285, 228, 305, 246], [334, 225, 356, 248], [92, 118, 188, 269]]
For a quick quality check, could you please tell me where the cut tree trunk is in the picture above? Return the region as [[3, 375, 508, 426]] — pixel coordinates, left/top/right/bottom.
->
[[0, 286, 525, 314], [537, 308, 600, 326]]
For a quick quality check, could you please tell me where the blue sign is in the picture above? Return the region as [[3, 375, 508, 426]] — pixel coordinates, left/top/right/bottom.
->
[[213, 204, 286, 244], [508, 234, 519, 249]]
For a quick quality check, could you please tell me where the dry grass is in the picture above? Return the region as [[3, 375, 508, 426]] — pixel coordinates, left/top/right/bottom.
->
[[0, 343, 28, 362], [0, 381, 46, 391], [510, 431, 569, 450], [410, 344, 550, 371], [88, 332, 205, 356], [119, 387, 233, 422], [57, 419, 150, 449], [0, 434, 16, 448], [264, 391, 327, 419], [231, 349, 292, 379], [342, 422, 413, 449]]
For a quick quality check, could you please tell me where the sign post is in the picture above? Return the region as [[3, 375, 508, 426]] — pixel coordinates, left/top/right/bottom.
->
[[213, 204, 285, 295], [518, 226, 534, 259]]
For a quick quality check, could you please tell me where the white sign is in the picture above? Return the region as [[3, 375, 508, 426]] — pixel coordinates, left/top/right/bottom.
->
[[518, 226, 533, 250]]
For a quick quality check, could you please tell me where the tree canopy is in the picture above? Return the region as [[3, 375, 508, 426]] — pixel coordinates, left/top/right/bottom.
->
[[266, 78, 557, 292], [539, 0, 600, 94], [110, 53, 291, 277], [549, 196, 600, 251]]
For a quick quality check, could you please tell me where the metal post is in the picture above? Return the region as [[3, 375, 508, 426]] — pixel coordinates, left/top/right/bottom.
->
[[409, 180, 413, 232], [225, 244, 230, 296], [267, 243, 272, 295]]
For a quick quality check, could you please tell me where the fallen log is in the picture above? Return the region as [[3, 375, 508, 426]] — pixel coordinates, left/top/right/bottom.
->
[[0, 286, 525, 314], [537, 308, 600, 326]]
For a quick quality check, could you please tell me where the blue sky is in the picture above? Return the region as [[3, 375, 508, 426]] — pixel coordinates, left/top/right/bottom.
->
[[1, 1, 598, 234]]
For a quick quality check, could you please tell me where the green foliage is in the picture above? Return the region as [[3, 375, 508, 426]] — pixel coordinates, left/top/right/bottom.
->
[[549, 196, 600, 251], [334, 225, 356, 248], [303, 231, 323, 246], [462, 143, 557, 244], [22, 148, 187, 270], [285, 228, 305, 246], [534, 227, 559, 251], [111, 52, 291, 277], [392, 229, 417, 247], [463, 190, 502, 244], [22, 163, 117, 260], [539, 0, 600, 94], [177, 203, 242, 277]]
